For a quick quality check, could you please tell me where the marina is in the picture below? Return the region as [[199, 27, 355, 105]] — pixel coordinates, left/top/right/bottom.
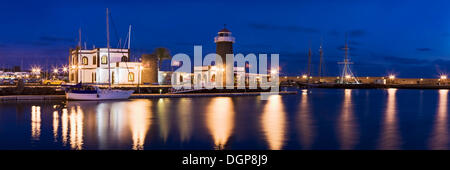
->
[[0, 88, 448, 150]]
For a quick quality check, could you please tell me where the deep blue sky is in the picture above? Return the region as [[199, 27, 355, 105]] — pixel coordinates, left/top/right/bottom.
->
[[0, 0, 450, 78]]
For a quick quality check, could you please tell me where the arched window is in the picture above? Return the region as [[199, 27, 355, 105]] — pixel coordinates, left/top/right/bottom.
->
[[121, 56, 128, 62], [101, 55, 107, 64], [93, 56, 97, 65], [128, 72, 135, 82], [82, 56, 88, 65], [211, 74, 216, 82]]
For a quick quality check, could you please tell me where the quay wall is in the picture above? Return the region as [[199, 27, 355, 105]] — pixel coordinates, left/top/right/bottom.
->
[[0, 91, 297, 101], [280, 76, 448, 85]]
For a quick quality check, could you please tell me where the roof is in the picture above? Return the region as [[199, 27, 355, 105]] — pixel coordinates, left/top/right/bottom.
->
[[219, 28, 230, 33]]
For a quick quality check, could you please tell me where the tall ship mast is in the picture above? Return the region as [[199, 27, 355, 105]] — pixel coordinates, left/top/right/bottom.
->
[[107, 8, 111, 89], [318, 40, 323, 81], [338, 37, 360, 84]]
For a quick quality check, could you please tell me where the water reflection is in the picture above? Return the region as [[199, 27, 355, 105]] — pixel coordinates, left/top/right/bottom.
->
[[62, 108, 68, 146], [53, 111, 59, 142], [31, 106, 41, 140], [429, 90, 448, 149], [178, 98, 192, 142], [69, 106, 83, 150], [298, 89, 314, 149], [128, 100, 152, 150], [206, 97, 234, 150], [95, 100, 152, 150], [338, 89, 358, 150], [261, 95, 286, 150], [379, 88, 400, 149], [157, 99, 171, 142]]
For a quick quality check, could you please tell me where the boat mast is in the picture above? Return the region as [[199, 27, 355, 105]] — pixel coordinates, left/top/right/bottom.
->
[[128, 25, 131, 50], [307, 46, 312, 84], [318, 39, 323, 80], [107, 8, 111, 89], [78, 28, 82, 83]]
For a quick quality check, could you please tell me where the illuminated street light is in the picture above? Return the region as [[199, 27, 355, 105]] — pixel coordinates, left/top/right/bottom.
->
[[53, 69, 58, 73], [63, 67, 68, 72], [271, 69, 278, 74], [345, 75, 351, 79], [441, 75, 447, 80], [302, 74, 307, 79], [389, 75, 396, 80]]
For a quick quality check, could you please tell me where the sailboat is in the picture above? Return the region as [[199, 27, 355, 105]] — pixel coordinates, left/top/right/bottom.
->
[[65, 8, 134, 100]]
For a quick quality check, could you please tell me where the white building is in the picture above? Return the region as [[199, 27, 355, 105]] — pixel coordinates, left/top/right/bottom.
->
[[69, 48, 143, 85]]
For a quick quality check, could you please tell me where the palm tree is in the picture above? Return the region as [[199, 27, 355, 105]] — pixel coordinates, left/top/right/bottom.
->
[[153, 47, 171, 71]]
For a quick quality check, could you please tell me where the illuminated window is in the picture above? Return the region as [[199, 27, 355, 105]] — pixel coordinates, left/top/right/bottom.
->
[[101, 55, 107, 64], [93, 56, 97, 65], [82, 56, 88, 65], [121, 56, 128, 62], [128, 72, 134, 82], [211, 74, 216, 82]]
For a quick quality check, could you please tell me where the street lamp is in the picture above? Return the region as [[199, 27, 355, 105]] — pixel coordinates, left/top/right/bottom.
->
[[389, 75, 396, 80], [271, 69, 278, 75]]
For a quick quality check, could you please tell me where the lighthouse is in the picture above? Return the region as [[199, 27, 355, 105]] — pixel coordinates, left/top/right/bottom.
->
[[214, 26, 235, 86]]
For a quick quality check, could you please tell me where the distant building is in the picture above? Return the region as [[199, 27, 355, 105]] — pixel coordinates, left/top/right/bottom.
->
[[69, 48, 143, 85]]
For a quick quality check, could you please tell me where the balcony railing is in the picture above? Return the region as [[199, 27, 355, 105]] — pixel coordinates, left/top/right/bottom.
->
[[214, 36, 235, 43]]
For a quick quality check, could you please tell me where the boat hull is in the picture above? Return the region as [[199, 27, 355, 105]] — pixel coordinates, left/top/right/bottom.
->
[[66, 89, 134, 100]]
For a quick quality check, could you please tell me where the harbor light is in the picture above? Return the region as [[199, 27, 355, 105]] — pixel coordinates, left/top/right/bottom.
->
[[302, 74, 307, 79], [270, 69, 278, 74], [389, 75, 396, 79], [440, 75, 447, 80]]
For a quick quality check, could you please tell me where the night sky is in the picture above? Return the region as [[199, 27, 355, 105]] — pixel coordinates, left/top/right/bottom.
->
[[0, 0, 450, 78]]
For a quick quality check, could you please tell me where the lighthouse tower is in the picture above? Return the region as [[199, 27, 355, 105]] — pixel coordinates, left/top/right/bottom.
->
[[214, 26, 235, 86]]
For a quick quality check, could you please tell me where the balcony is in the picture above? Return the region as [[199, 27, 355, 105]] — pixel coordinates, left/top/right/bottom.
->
[[214, 36, 235, 43]]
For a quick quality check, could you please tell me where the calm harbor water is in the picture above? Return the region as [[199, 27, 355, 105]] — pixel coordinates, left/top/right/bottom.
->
[[0, 88, 449, 150]]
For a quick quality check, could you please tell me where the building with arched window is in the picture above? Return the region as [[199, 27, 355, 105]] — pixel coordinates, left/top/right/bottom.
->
[[82, 56, 88, 65], [121, 56, 128, 62], [69, 48, 145, 85]]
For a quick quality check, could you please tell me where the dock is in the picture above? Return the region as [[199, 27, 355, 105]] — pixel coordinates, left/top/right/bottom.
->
[[0, 91, 298, 101]]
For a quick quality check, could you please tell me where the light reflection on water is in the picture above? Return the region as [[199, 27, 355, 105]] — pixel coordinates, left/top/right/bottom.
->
[[31, 106, 41, 141], [207, 97, 234, 150], [298, 89, 314, 149], [2, 89, 450, 150], [429, 89, 448, 150], [261, 95, 286, 150], [338, 89, 359, 150], [379, 88, 400, 149]]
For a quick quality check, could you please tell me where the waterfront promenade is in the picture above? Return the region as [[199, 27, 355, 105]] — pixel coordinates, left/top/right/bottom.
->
[[0, 91, 298, 101]]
